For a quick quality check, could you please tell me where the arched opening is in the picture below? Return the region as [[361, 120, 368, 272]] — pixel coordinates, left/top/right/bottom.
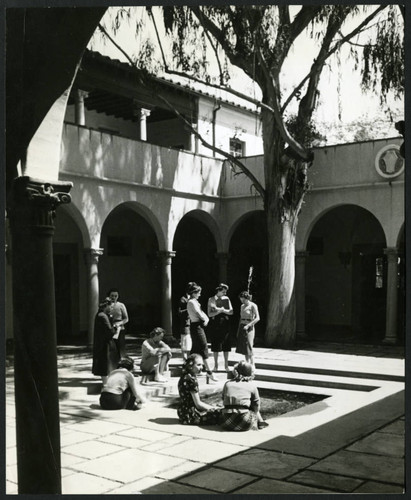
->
[[306, 205, 386, 343], [53, 207, 87, 344], [99, 206, 161, 335], [228, 211, 268, 343], [172, 213, 218, 330]]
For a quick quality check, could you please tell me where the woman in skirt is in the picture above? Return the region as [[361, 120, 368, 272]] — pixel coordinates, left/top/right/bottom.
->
[[221, 361, 268, 431], [177, 354, 221, 425], [187, 284, 218, 382], [236, 291, 260, 366]]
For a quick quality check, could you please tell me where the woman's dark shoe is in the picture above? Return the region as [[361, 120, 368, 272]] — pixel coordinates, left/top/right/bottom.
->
[[258, 421, 269, 429], [206, 373, 218, 384]]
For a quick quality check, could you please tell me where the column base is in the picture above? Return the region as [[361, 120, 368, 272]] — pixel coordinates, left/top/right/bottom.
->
[[382, 337, 397, 345]]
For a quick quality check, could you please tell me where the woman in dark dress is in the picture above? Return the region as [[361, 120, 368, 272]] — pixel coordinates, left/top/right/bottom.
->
[[207, 285, 233, 372], [92, 298, 119, 384], [177, 354, 221, 425]]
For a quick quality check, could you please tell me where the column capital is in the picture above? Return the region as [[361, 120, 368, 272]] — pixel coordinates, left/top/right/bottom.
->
[[84, 247, 104, 265], [383, 247, 399, 261], [215, 251, 230, 261], [295, 251, 309, 261], [157, 250, 176, 265], [9, 176, 72, 232]]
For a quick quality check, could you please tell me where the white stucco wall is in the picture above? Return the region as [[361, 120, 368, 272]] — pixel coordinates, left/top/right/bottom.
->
[[196, 98, 263, 158]]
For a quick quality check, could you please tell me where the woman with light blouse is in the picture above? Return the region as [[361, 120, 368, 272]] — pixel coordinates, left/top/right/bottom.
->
[[187, 284, 218, 382]]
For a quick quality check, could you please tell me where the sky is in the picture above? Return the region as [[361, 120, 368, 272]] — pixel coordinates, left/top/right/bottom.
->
[[88, 6, 404, 135]]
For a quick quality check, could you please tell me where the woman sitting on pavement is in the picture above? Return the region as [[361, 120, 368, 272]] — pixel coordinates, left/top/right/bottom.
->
[[177, 354, 221, 426], [100, 357, 145, 411], [221, 361, 268, 431], [140, 327, 172, 382]]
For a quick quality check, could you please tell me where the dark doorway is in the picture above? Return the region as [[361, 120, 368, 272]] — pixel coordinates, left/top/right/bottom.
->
[[228, 211, 268, 343], [172, 214, 218, 330]]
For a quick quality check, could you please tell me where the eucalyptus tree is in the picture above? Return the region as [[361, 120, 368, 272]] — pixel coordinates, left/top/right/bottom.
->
[[101, 4, 404, 347]]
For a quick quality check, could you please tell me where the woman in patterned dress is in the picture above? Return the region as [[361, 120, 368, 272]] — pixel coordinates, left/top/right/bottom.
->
[[221, 361, 268, 431], [177, 354, 221, 425], [236, 291, 260, 366]]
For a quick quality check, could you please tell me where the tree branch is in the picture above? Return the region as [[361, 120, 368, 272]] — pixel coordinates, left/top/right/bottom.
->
[[282, 4, 387, 112], [156, 94, 266, 200]]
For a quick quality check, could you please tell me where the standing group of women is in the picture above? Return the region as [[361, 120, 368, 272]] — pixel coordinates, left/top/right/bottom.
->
[[178, 282, 260, 381]]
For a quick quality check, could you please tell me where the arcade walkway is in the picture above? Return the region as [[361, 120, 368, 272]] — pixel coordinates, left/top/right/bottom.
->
[[5, 342, 405, 494]]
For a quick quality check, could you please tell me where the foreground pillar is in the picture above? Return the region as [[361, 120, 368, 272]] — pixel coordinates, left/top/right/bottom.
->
[[158, 250, 175, 334], [84, 248, 104, 346], [9, 176, 72, 494], [383, 247, 399, 345], [295, 251, 309, 339]]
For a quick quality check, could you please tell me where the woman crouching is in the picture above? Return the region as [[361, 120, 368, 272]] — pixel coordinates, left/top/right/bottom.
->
[[177, 354, 221, 425], [221, 361, 268, 431], [100, 357, 145, 411]]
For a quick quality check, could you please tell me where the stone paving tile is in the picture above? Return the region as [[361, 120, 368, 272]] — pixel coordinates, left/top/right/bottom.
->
[[177, 466, 257, 493], [158, 438, 246, 463], [63, 419, 133, 436], [353, 481, 405, 493], [309, 450, 404, 484], [288, 470, 364, 492], [378, 419, 405, 435], [6, 446, 17, 466], [116, 426, 175, 442], [61, 430, 100, 447], [6, 430, 16, 448], [62, 439, 125, 459], [62, 472, 121, 494], [6, 480, 18, 494], [72, 448, 186, 483], [138, 480, 218, 494], [97, 434, 149, 448], [140, 435, 192, 452], [61, 467, 77, 478], [6, 465, 18, 484], [154, 460, 207, 480], [216, 448, 315, 480], [232, 477, 329, 494], [61, 451, 88, 467], [347, 431, 404, 457], [105, 476, 164, 494]]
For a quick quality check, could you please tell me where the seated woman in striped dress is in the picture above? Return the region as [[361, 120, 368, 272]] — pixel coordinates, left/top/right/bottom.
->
[[221, 361, 268, 431]]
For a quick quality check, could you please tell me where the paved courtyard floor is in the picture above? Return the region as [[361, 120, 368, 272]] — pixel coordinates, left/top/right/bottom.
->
[[5, 341, 405, 494]]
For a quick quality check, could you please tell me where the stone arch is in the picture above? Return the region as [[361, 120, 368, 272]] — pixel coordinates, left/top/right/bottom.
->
[[226, 209, 265, 252], [305, 204, 387, 343], [99, 201, 163, 333], [178, 209, 223, 253], [59, 201, 92, 249]]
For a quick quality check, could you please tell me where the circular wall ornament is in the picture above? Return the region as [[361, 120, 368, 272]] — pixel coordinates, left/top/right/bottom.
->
[[375, 144, 404, 179]]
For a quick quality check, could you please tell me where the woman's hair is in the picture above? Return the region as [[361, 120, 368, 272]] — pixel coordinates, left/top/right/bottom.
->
[[188, 284, 202, 296], [149, 327, 165, 338], [182, 353, 203, 375], [98, 297, 112, 311], [185, 281, 197, 293], [215, 285, 225, 294], [117, 357, 134, 371], [219, 283, 229, 291], [239, 291, 252, 300], [233, 361, 254, 382], [107, 288, 119, 296]]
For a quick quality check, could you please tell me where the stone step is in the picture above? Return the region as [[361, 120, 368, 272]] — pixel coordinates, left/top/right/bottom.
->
[[253, 368, 379, 392]]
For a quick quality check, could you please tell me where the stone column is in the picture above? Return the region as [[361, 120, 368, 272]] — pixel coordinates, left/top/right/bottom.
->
[[215, 252, 229, 284], [138, 108, 151, 141], [295, 251, 309, 339], [84, 248, 104, 346], [383, 247, 399, 345], [74, 89, 87, 126], [8, 176, 72, 494], [158, 250, 175, 334]]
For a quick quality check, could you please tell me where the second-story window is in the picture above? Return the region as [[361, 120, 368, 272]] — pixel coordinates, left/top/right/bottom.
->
[[230, 138, 245, 157]]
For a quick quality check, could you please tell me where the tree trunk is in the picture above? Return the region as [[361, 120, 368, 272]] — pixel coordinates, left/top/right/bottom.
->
[[261, 107, 301, 348]]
